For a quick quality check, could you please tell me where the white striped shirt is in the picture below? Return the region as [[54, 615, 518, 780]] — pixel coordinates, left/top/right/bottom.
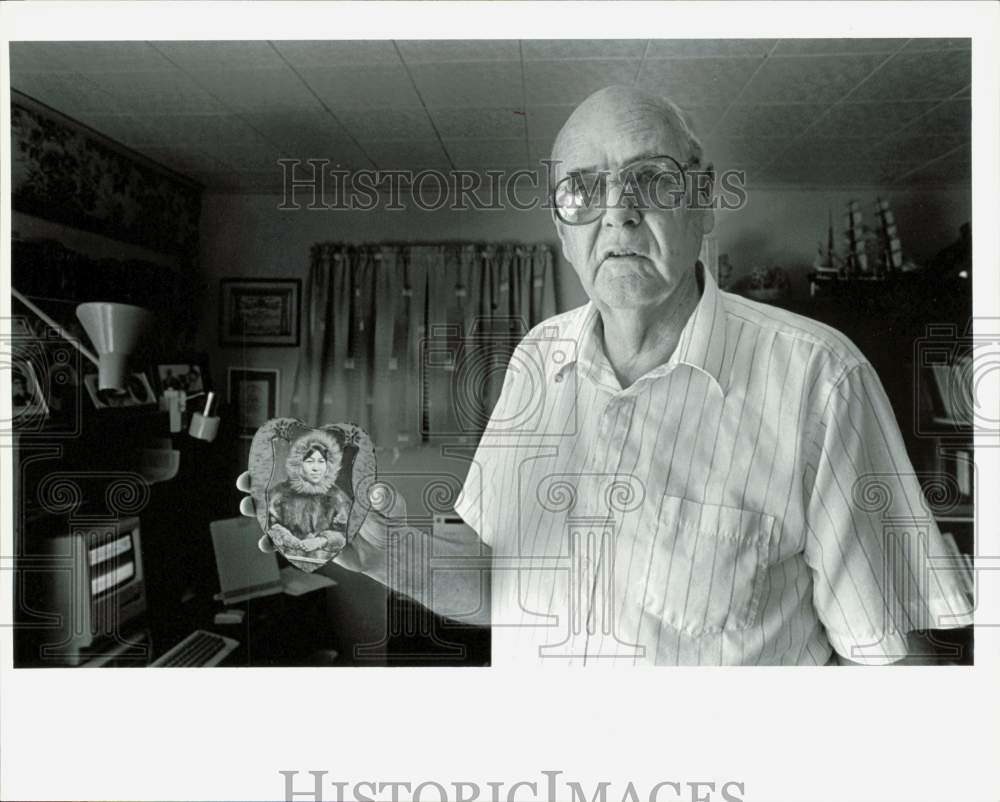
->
[[455, 265, 973, 665]]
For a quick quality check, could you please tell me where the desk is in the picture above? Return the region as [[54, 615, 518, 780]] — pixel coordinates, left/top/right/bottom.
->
[[148, 586, 337, 667]]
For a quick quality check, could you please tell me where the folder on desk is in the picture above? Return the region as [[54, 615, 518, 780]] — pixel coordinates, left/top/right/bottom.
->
[[209, 517, 336, 605]]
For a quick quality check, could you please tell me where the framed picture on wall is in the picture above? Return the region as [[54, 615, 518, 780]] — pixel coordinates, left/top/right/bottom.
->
[[220, 278, 301, 347], [154, 353, 211, 399], [228, 367, 279, 438]]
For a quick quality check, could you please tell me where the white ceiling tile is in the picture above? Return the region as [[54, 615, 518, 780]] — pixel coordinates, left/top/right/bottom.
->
[[138, 145, 230, 176], [298, 65, 423, 109], [781, 136, 887, 165], [873, 134, 968, 163], [397, 40, 519, 63], [525, 60, 641, 106], [429, 107, 526, 139], [901, 38, 971, 53], [272, 41, 401, 68], [719, 104, 826, 138], [681, 106, 727, 137], [522, 40, 647, 60], [646, 40, 775, 58], [69, 112, 161, 147], [637, 58, 758, 106], [240, 110, 365, 157], [365, 142, 451, 171], [913, 100, 971, 135], [703, 137, 792, 167], [740, 54, 885, 103], [524, 105, 575, 139], [851, 51, 971, 101], [528, 138, 555, 161], [770, 39, 903, 56], [55, 42, 173, 72], [411, 62, 523, 108], [186, 67, 319, 111], [337, 109, 437, 142], [808, 101, 938, 138], [85, 70, 227, 113], [153, 41, 286, 71], [444, 139, 529, 168], [11, 72, 125, 114], [10, 43, 86, 72], [897, 147, 970, 185]]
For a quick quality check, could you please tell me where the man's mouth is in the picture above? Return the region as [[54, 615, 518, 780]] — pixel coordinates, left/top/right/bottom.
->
[[601, 248, 645, 262]]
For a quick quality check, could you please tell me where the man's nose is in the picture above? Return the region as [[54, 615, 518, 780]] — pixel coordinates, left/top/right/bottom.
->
[[602, 180, 640, 228]]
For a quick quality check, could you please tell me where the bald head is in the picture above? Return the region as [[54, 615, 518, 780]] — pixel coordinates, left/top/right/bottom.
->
[[551, 85, 707, 174]]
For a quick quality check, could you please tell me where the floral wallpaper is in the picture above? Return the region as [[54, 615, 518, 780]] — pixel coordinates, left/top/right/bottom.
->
[[11, 100, 201, 256]]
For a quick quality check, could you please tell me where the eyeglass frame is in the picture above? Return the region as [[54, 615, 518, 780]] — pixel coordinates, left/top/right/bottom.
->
[[550, 154, 691, 226]]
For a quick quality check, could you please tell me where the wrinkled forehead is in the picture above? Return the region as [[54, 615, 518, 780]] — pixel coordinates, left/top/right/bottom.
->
[[551, 96, 689, 179]]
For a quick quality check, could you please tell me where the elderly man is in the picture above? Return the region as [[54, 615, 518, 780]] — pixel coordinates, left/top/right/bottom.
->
[[240, 85, 971, 666]]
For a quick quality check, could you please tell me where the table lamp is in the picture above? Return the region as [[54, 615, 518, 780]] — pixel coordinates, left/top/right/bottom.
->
[[75, 302, 152, 391]]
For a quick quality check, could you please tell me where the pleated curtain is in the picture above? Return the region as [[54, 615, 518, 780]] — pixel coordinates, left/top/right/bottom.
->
[[290, 242, 556, 446]]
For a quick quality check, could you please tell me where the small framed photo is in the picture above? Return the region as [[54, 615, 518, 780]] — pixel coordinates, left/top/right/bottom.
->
[[220, 278, 301, 347], [83, 372, 157, 409], [11, 359, 49, 426], [228, 367, 279, 438], [154, 354, 210, 398]]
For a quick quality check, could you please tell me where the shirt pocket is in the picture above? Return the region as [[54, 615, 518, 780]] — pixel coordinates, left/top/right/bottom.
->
[[640, 495, 776, 636]]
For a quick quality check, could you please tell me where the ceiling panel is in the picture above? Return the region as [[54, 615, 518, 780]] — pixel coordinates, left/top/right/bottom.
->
[[913, 100, 972, 135], [364, 141, 451, 171], [154, 41, 286, 71], [298, 65, 423, 109], [187, 68, 320, 111], [9, 40, 975, 192], [718, 104, 826, 139], [637, 58, 759, 106], [770, 39, 902, 56], [11, 72, 125, 114], [272, 40, 401, 68], [646, 39, 775, 58], [850, 51, 972, 101], [739, 54, 886, 103], [444, 139, 529, 168], [872, 134, 969, 163], [336, 108, 437, 142], [396, 40, 519, 63], [900, 38, 971, 53], [807, 101, 939, 139], [410, 62, 523, 108], [522, 40, 646, 60], [82, 70, 227, 113], [523, 105, 574, 140], [429, 107, 526, 140], [526, 60, 641, 106]]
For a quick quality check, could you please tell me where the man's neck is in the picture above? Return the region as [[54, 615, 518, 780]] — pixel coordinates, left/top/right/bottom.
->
[[598, 268, 702, 389]]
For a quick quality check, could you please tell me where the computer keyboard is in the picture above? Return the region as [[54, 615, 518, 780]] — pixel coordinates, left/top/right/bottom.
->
[[151, 630, 239, 667]]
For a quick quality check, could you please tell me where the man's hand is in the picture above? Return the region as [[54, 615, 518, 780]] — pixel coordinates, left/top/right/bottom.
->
[[236, 472, 407, 574]]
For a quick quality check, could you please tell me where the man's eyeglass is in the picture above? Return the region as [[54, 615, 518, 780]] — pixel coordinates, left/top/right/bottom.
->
[[552, 155, 688, 226]]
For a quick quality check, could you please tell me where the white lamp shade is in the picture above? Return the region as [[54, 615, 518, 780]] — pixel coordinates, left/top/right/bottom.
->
[[76, 302, 152, 391]]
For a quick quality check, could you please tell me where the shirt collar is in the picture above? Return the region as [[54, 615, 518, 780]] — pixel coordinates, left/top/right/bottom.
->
[[548, 263, 730, 395]]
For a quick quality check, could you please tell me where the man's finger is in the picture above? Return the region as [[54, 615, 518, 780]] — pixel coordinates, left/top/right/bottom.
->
[[240, 496, 256, 518], [236, 471, 252, 493], [258, 534, 277, 554]]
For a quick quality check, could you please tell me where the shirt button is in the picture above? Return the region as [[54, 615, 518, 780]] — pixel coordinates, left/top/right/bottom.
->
[[554, 374, 563, 383]]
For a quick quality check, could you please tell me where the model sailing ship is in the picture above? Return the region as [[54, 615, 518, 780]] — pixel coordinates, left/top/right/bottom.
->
[[811, 198, 916, 294]]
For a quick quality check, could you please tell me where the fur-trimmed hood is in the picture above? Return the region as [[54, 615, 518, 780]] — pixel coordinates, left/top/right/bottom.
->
[[284, 430, 343, 495]]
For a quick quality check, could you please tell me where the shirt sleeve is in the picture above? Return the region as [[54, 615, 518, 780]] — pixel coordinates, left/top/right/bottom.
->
[[453, 345, 529, 548], [803, 362, 973, 665]]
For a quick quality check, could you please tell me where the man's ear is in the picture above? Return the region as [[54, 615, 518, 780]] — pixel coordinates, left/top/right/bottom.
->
[[552, 207, 573, 263]]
